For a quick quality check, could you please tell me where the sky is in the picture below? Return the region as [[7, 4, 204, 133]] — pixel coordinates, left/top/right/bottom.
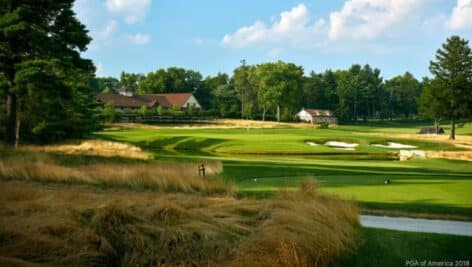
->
[[73, 0, 472, 80]]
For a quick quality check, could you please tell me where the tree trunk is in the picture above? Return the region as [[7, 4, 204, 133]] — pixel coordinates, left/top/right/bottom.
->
[[434, 118, 440, 135], [276, 105, 280, 122], [262, 105, 266, 121], [15, 117, 21, 149], [353, 96, 357, 121], [450, 117, 456, 140], [5, 93, 17, 145], [241, 98, 244, 119]]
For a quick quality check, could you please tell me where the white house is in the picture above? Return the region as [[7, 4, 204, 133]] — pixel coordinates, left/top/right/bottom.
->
[[296, 108, 338, 125]]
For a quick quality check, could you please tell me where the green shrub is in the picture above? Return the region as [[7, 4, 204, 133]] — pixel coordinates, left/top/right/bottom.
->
[[101, 103, 116, 122], [318, 122, 329, 129], [138, 106, 148, 116], [156, 105, 166, 116], [169, 105, 183, 116], [186, 105, 196, 116]]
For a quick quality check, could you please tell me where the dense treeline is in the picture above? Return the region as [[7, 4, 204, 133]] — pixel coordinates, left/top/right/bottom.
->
[[94, 36, 470, 139], [94, 63, 424, 122], [0, 0, 470, 145]]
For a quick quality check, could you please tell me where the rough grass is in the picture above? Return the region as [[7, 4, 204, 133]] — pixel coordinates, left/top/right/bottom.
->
[[0, 180, 359, 267], [25, 139, 153, 159], [0, 152, 230, 195], [110, 119, 317, 130], [426, 150, 472, 161]]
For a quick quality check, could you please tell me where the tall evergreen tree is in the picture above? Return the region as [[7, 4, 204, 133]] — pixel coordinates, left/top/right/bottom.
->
[[429, 36, 472, 140], [0, 0, 96, 145]]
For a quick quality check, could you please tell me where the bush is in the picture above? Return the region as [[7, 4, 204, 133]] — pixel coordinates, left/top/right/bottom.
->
[[138, 106, 148, 116], [101, 103, 116, 122], [318, 122, 330, 129], [122, 108, 136, 115], [156, 105, 166, 116], [186, 105, 196, 116], [169, 105, 183, 116]]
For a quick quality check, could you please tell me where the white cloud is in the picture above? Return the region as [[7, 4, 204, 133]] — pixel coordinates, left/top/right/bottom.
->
[[100, 19, 118, 38], [123, 33, 151, 45], [95, 62, 104, 76], [328, 0, 424, 40], [222, 4, 326, 48], [106, 0, 151, 24], [423, 13, 447, 28], [447, 0, 472, 30]]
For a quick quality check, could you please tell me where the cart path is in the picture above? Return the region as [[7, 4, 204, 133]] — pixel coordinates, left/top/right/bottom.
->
[[360, 215, 472, 236]]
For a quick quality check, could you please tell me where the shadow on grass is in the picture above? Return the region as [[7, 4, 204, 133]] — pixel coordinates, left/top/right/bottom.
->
[[239, 189, 472, 218], [340, 227, 472, 267], [359, 201, 472, 218], [174, 137, 227, 152], [135, 136, 188, 150], [223, 161, 472, 181]]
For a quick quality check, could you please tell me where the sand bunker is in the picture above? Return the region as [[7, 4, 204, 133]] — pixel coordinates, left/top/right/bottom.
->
[[372, 142, 417, 149], [305, 141, 318, 146], [325, 141, 358, 149]]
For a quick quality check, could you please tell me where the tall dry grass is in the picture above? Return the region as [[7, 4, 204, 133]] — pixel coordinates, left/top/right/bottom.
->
[[426, 150, 472, 161], [25, 139, 153, 160], [232, 180, 359, 267], [0, 179, 359, 267], [0, 153, 230, 195]]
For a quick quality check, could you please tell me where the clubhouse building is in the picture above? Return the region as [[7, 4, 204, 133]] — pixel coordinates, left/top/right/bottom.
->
[[97, 87, 201, 110]]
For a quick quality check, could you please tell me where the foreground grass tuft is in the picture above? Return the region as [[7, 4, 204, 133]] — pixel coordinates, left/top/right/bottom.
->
[[0, 179, 359, 266]]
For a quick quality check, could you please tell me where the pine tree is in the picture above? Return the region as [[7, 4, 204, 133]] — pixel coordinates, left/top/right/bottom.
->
[[429, 36, 472, 140], [0, 0, 96, 145]]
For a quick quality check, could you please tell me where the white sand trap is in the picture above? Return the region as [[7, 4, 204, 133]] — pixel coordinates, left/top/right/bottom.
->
[[372, 142, 416, 149], [305, 141, 318, 146], [335, 147, 356, 151], [325, 141, 359, 148]]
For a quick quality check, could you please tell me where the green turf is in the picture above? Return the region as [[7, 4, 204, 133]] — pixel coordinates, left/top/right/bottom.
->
[[342, 228, 472, 267], [93, 122, 472, 217], [96, 127, 463, 155]]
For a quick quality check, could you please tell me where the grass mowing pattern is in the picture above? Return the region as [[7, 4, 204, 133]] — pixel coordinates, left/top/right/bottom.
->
[[93, 123, 472, 218]]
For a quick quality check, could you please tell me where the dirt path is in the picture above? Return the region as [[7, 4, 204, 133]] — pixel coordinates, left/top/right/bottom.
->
[[360, 215, 472, 236]]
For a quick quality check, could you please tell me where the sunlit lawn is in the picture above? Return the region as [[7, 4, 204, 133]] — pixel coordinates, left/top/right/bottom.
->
[[94, 121, 472, 217]]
